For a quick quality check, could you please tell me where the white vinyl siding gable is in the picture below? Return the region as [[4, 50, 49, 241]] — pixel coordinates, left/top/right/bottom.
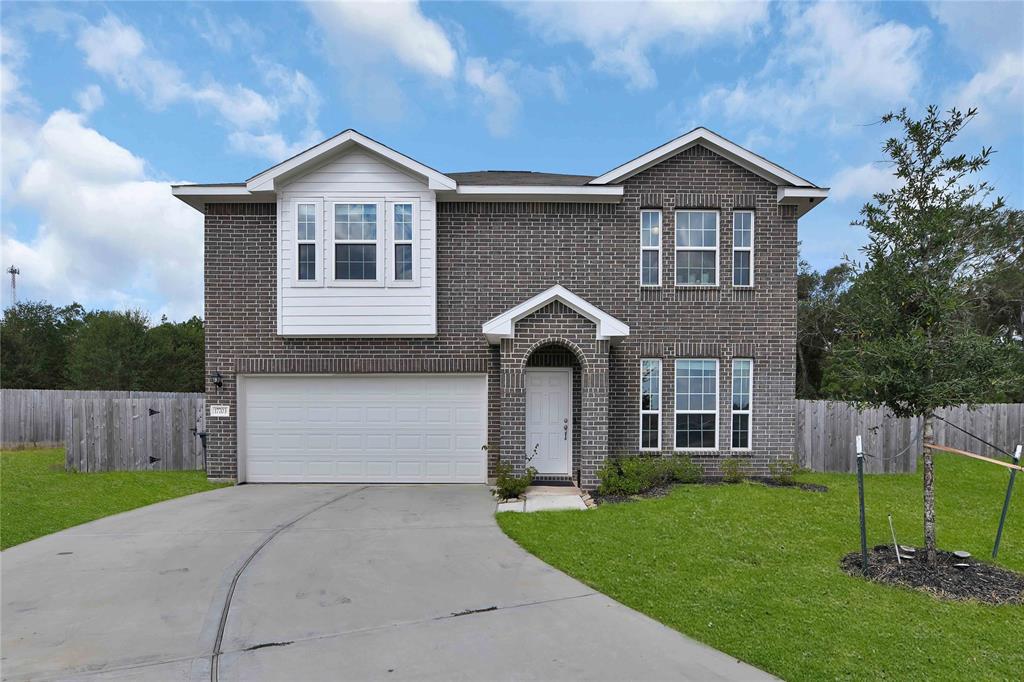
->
[[277, 148, 437, 336]]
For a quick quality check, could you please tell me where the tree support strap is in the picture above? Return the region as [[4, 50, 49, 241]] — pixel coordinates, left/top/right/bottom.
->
[[923, 444, 1024, 472]]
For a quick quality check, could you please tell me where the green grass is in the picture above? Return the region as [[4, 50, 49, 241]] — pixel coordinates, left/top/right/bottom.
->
[[498, 454, 1024, 680], [1, 448, 229, 550]]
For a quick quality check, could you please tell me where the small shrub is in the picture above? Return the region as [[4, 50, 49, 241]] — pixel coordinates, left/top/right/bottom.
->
[[721, 456, 745, 483], [769, 459, 798, 486], [494, 461, 535, 500], [597, 454, 702, 496]]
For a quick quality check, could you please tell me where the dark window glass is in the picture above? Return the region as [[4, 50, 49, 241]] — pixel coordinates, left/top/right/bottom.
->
[[641, 413, 660, 449], [733, 250, 751, 286], [676, 250, 716, 285], [298, 243, 316, 281], [732, 413, 750, 449], [336, 244, 376, 280], [395, 244, 413, 281], [641, 250, 659, 285], [676, 413, 716, 449]]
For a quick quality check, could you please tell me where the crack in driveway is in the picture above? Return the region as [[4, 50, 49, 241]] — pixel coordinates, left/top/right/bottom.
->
[[209, 486, 368, 682]]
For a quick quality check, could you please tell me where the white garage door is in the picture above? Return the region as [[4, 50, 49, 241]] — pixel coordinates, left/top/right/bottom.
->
[[241, 374, 487, 483]]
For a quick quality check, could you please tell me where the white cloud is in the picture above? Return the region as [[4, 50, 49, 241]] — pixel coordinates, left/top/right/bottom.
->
[[75, 15, 318, 158], [464, 57, 521, 137], [2, 110, 203, 319], [699, 3, 928, 132], [189, 9, 263, 53], [307, 0, 457, 79], [948, 52, 1024, 134], [75, 84, 103, 114], [929, 1, 1024, 59], [506, 1, 770, 89], [829, 163, 898, 202]]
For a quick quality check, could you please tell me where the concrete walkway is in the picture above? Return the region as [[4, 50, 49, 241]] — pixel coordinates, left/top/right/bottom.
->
[[2, 485, 774, 681]]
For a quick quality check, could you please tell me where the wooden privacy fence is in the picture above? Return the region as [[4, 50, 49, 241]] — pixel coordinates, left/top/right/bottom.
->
[[796, 401, 1024, 474], [1, 389, 202, 448], [64, 397, 206, 472]]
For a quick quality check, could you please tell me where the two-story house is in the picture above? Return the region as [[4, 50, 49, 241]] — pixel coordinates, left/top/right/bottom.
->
[[172, 128, 827, 490]]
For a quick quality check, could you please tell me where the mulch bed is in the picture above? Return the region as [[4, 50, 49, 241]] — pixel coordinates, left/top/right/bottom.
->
[[841, 545, 1024, 605], [594, 478, 828, 505]]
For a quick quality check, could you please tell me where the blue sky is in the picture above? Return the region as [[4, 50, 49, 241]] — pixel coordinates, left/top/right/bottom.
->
[[2, 1, 1022, 320]]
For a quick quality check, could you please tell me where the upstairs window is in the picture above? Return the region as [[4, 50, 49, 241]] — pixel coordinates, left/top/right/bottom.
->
[[297, 203, 317, 280], [392, 203, 414, 282], [733, 211, 754, 287], [675, 359, 718, 449], [675, 211, 718, 286], [731, 359, 752, 449], [640, 210, 661, 286], [640, 359, 661, 450], [334, 203, 379, 282]]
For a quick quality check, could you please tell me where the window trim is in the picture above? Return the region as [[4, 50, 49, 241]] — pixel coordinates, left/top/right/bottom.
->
[[674, 210, 720, 287], [639, 209, 662, 287], [731, 358, 753, 451], [386, 199, 420, 288], [674, 358, 719, 451], [329, 199, 386, 288], [732, 210, 754, 288], [291, 198, 323, 288], [639, 358, 662, 451]]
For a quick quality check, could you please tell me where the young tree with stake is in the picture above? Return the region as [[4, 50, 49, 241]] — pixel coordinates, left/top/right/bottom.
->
[[826, 106, 1023, 564]]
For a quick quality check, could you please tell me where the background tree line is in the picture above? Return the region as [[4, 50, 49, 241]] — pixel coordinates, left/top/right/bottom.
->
[[1, 302, 204, 393], [798, 233, 1023, 404]]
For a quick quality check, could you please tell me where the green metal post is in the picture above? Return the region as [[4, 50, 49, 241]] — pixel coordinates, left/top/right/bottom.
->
[[993, 444, 1022, 560], [856, 435, 868, 574]]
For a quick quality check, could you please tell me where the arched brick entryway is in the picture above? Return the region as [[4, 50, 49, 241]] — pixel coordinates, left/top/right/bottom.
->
[[497, 301, 611, 489]]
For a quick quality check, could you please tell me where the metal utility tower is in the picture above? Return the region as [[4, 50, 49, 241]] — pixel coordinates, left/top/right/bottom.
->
[[7, 265, 19, 303]]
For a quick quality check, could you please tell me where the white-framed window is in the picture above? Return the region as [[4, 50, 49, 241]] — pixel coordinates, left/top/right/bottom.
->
[[675, 210, 719, 286], [331, 201, 384, 286], [731, 359, 752, 450], [674, 358, 718, 450], [733, 211, 754, 287], [640, 210, 661, 286], [291, 198, 322, 287], [640, 359, 662, 450], [387, 200, 419, 287]]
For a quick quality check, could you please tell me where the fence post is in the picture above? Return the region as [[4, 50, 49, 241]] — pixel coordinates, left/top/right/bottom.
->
[[856, 434, 868, 574], [993, 444, 1022, 560]]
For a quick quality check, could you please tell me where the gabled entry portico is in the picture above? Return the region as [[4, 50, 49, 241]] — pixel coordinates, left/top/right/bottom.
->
[[483, 286, 629, 489]]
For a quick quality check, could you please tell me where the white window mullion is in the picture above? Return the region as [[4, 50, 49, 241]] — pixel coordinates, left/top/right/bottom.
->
[[640, 210, 662, 287], [674, 358, 719, 450], [331, 201, 385, 286], [639, 359, 661, 450], [731, 359, 752, 450], [675, 210, 719, 287], [733, 211, 754, 287], [292, 198, 322, 287], [387, 201, 419, 287]]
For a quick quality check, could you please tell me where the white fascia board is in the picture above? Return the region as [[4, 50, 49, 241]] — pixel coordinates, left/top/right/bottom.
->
[[589, 127, 816, 188], [440, 185, 624, 203], [171, 185, 259, 211], [778, 186, 830, 217], [482, 285, 630, 344], [245, 130, 456, 192]]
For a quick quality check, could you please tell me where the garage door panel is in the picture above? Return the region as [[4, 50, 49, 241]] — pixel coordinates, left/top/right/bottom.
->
[[243, 375, 487, 483]]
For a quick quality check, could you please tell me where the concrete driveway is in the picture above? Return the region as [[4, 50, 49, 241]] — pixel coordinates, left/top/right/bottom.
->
[[2, 485, 773, 681]]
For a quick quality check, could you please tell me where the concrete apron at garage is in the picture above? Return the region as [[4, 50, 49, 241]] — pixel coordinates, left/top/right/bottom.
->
[[1, 485, 775, 681]]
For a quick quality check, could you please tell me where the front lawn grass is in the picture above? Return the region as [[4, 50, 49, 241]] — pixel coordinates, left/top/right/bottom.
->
[[498, 454, 1024, 681], [1, 448, 229, 550]]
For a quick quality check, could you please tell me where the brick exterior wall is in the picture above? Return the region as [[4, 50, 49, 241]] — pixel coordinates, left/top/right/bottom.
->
[[203, 144, 798, 486]]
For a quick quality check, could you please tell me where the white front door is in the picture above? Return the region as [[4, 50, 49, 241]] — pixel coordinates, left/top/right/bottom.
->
[[525, 369, 571, 475]]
